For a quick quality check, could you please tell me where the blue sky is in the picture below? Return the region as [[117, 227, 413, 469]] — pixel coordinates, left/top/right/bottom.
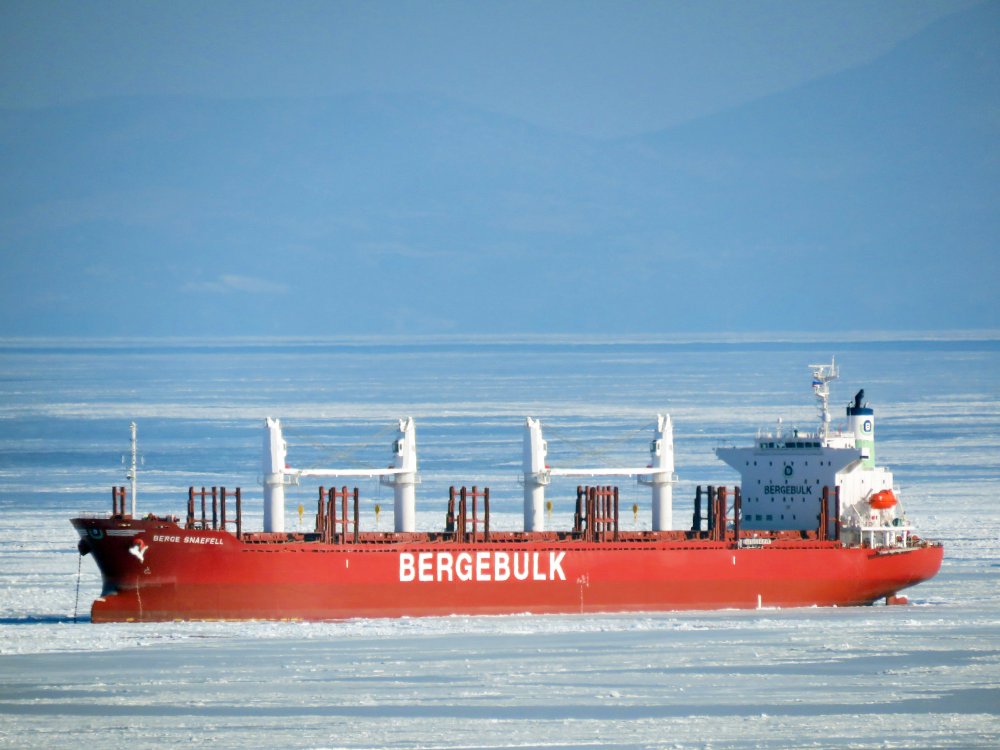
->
[[0, 0, 996, 337], [1, 0, 976, 137]]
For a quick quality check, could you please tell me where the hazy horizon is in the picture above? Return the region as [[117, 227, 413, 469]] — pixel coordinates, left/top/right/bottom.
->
[[1, 1, 997, 338]]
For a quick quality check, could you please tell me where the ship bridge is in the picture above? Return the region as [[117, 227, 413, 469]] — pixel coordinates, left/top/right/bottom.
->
[[716, 359, 895, 534]]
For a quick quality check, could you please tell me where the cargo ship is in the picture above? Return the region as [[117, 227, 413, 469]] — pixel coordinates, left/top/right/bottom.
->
[[73, 360, 942, 622]]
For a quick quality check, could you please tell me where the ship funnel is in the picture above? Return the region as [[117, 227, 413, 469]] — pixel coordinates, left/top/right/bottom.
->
[[262, 417, 287, 533], [650, 414, 675, 531], [846, 390, 875, 468], [522, 417, 548, 532]]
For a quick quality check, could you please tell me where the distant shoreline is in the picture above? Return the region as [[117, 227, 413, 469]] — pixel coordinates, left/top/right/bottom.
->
[[1, 329, 999, 351]]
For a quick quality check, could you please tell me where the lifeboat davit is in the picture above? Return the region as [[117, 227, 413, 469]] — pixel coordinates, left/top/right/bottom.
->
[[869, 489, 898, 510]]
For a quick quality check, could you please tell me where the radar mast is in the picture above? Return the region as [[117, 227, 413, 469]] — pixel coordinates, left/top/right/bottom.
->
[[809, 358, 838, 439]]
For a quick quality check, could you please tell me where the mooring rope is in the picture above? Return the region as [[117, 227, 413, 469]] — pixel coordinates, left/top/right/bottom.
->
[[73, 551, 82, 623]]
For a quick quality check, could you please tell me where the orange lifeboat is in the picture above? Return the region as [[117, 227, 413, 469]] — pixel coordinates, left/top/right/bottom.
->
[[869, 489, 898, 510]]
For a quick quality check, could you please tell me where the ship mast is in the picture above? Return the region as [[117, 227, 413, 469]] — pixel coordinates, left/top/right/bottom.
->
[[126, 421, 138, 517], [809, 358, 838, 439]]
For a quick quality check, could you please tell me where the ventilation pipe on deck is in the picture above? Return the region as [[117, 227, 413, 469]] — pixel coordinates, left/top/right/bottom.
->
[[522, 417, 549, 532], [263, 417, 287, 533]]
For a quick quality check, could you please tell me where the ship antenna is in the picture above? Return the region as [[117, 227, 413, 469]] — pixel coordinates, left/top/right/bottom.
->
[[808, 358, 839, 439]]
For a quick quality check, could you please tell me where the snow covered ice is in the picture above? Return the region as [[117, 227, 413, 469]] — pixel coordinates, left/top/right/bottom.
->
[[2, 608, 998, 748], [1, 337, 998, 748]]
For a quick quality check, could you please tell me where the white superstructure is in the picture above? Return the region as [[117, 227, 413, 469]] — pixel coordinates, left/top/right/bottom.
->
[[715, 359, 911, 546]]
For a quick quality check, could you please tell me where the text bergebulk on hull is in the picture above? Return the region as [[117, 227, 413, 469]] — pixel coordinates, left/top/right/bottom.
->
[[399, 551, 567, 582]]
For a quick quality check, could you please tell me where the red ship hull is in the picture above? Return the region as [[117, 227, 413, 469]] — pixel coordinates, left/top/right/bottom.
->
[[73, 516, 943, 623]]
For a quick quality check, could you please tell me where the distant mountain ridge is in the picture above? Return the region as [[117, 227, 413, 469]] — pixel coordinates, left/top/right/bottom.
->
[[1, 2, 996, 336]]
